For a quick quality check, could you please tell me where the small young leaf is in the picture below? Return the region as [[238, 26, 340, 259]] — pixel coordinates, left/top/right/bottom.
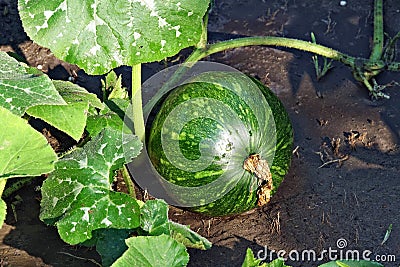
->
[[18, 0, 211, 74], [242, 248, 265, 267], [104, 71, 127, 100], [39, 128, 143, 244], [0, 106, 57, 179], [86, 99, 131, 137], [111, 234, 189, 267], [0, 51, 65, 116], [139, 199, 212, 250], [381, 223, 392, 245], [140, 199, 170, 236], [168, 221, 212, 250], [86, 109, 124, 137]]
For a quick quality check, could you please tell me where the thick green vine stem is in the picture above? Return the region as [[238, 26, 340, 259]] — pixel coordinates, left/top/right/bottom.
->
[[166, 0, 395, 100], [181, 0, 394, 99], [183, 34, 397, 98], [369, 0, 383, 61], [131, 64, 145, 142], [186, 36, 358, 67]]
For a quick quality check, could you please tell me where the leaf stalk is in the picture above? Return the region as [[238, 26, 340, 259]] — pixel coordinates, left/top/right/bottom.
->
[[131, 64, 145, 142]]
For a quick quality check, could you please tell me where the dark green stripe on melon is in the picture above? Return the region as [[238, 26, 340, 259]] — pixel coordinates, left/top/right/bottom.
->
[[148, 72, 293, 217]]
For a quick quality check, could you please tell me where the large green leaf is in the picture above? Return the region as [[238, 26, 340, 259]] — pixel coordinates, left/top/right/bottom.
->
[[93, 199, 210, 266], [26, 81, 104, 141], [0, 52, 65, 116], [18, 0, 210, 74], [0, 106, 57, 179], [39, 128, 143, 244], [111, 234, 189, 267]]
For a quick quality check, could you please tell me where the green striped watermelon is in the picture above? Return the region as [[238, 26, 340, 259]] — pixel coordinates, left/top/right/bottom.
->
[[147, 71, 293, 217]]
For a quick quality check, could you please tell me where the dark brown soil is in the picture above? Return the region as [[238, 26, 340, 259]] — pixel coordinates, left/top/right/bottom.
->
[[1, 0, 400, 266]]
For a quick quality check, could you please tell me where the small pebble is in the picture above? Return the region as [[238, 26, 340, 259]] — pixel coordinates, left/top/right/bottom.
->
[[340, 1, 347, 6]]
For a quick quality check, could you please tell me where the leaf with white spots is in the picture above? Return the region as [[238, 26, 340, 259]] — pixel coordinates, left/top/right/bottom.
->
[[18, 0, 211, 74], [39, 128, 143, 244], [26, 81, 104, 141], [0, 106, 57, 179], [0, 51, 65, 116], [111, 235, 189, 267], [140, 199, 170, 236]]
